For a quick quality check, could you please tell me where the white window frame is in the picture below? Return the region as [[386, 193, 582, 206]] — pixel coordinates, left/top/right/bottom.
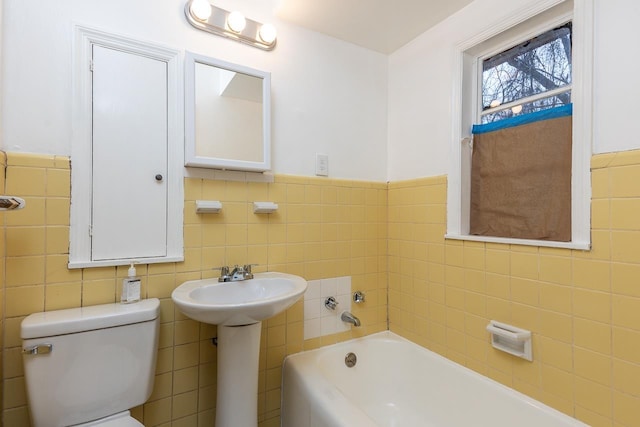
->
[[69, 25, 184, 268], [446, 0, 593, 250]]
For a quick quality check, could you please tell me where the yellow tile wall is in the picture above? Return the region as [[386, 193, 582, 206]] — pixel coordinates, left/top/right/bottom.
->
[[5, 148, 640, 427], [0, 151, 6, 418], [0, 153, 387, 426], [388, 149, 640, 427]]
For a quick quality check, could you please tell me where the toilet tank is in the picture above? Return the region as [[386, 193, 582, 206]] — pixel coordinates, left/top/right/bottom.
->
[[21, 298, 160, 427]]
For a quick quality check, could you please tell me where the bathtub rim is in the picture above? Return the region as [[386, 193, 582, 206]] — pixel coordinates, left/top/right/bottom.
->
[[282, 330, 589, 427]]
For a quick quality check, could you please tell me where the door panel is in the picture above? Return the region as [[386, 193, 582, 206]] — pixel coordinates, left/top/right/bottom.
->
[[91, 45, 168, 261]]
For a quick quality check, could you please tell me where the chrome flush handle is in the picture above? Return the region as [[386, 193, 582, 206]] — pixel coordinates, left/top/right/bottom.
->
[[22, 344, 53, 356]]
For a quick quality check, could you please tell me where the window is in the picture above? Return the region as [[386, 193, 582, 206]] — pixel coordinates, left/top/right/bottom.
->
[[447, 0, 592, 250], [481, 23, 572, 124], [470, 23, 573, 242]]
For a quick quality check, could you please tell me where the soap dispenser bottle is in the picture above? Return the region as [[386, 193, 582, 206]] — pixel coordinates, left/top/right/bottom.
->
[[121, 263, 141, 304]]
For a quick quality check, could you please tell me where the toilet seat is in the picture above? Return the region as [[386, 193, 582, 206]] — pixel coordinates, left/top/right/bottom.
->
[[74, 411, 144, 427]]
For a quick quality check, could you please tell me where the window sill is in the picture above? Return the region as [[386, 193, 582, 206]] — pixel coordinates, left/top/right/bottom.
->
[[445, 233, 590, 251]]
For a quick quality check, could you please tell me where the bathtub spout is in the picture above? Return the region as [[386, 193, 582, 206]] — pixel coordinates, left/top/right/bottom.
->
[[341, 311, 361, 327]]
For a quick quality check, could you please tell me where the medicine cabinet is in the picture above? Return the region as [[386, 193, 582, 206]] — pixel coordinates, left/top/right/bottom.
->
[[69, 26, 184, 268], [184, 52, 271, 172]]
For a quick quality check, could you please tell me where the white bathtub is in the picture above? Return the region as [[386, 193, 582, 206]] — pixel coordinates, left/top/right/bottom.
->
[[282, 331, 588, 427]]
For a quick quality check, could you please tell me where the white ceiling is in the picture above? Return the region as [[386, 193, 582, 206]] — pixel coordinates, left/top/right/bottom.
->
[[276, 0, 475, 54]]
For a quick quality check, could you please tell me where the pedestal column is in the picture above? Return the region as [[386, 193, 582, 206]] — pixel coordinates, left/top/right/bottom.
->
[[215, 322, 262, 427]]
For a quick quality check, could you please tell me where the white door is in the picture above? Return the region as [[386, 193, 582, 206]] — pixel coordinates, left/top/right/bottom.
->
[[91, 45, 168, 261]]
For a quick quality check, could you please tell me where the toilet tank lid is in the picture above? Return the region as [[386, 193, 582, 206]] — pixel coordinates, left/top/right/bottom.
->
[[21, 298, 160, 339]]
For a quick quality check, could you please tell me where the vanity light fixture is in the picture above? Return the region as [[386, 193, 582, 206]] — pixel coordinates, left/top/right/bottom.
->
[[258, 23, 277, 45], [227, 11, 247, 33], [190, 0, 212, 21], [184, 0, 277, 51]]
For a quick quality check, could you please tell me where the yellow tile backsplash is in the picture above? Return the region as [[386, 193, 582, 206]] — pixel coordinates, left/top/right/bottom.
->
[[3, 149, 640, 426], [0, 152, 387, 426]]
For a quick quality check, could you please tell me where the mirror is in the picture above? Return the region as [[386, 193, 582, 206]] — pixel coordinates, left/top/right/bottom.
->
[[185, 52, 271, 171]]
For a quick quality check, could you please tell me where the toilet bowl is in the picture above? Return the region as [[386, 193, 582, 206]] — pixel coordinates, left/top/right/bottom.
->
[[21, 298, 160, 427], [75, 411, 142, 426]]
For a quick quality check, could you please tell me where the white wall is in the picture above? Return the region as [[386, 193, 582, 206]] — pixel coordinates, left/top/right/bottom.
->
[[592, 0, 640, 154], [6, 0, 636, 182], [387, 0, 640, 181], [1, 0, 388, 181]]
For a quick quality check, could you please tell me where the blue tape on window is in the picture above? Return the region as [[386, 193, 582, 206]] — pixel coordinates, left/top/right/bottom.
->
[[472, 103, 573, 135]]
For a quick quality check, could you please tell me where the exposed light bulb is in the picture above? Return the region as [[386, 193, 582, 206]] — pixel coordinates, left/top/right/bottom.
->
[[511, 105, 523, 114], [227, 11, 246, 33], [258, 23, 277, 45], [190, 0, 212, 21], [489, 99, 501, 108]]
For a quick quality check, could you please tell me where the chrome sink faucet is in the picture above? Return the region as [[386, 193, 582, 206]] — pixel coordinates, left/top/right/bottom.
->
[[215, 264, 255, 282]]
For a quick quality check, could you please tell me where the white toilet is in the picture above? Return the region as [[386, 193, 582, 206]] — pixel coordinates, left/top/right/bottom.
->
[[21, 298, 160, 427]]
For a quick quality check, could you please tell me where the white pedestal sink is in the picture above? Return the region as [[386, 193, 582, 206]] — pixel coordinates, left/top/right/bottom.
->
[[171, 272, 307, 427]]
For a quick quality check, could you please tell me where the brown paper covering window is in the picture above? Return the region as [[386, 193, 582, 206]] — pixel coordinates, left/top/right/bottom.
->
[[470, 115, 572, 242]]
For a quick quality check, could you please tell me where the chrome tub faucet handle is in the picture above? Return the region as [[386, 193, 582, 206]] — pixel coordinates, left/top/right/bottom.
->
[[325, 296, 338, 310]]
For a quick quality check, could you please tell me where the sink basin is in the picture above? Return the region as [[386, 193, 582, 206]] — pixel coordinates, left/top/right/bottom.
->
[[172, 272, 307, 326], [173, 272, 308, 426]]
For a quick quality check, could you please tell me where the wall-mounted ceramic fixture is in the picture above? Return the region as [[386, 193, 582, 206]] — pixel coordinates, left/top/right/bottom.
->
[[486, 320, 532, 361], [0, 196, 25, 210], [253, 201, 278, 214], [184, 0, 277, 51], [196, 200, 222, 213]]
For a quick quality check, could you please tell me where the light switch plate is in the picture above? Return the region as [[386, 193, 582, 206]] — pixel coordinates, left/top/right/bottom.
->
[[315, 153, 329, 176]]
